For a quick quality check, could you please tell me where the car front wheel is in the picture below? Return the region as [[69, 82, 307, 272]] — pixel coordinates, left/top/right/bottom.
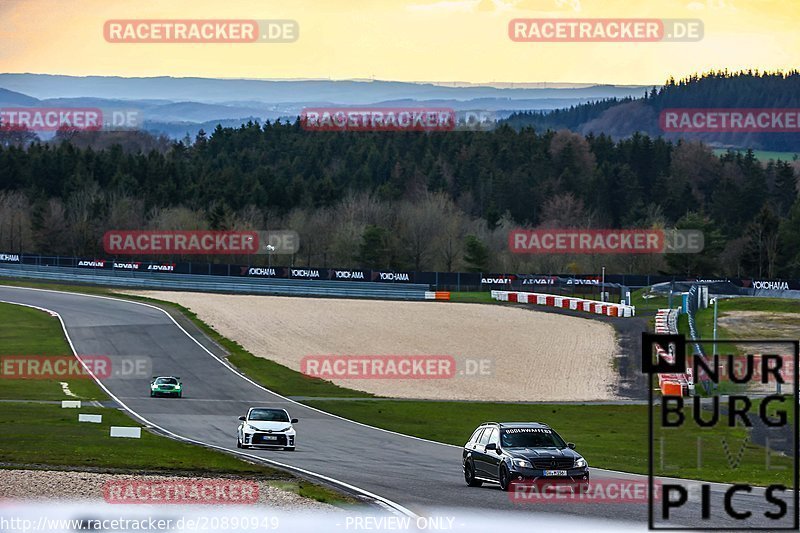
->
[[464, 461, 482, 487], [499, 465, 511, 492]]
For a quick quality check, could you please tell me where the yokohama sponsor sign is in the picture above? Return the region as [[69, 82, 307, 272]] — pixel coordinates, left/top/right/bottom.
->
[[290, 268, 321, 279], [0, 253, 20, 262], [371, 271, 413, 282], [241, 266, 283, 277], [328, 269, 368, 280], [739, 279, 800, 291]]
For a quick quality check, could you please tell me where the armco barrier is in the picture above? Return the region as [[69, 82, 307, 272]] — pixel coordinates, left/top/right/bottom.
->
[[490, 291, 635, 317], [653, 308, 692, 396], [0, 263, 435, 301]]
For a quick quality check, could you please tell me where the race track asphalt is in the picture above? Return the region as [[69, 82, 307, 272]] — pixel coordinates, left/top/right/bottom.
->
[[0, 285, 794, 529]]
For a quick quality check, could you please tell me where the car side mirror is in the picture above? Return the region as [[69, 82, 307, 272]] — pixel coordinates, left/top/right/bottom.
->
[[567, 442, 576, 449], [291, 418, 299, 424], [238, 416, 246, 421], [485, 442, 497, 451]]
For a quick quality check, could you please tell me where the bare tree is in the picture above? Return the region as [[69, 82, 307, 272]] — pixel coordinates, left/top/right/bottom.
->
[[0, 191, 33, 252], [65, 182, 104, 255], [397, 193, 452, 271], [539, 192, 593, 228], [34, 199, 70, 255]]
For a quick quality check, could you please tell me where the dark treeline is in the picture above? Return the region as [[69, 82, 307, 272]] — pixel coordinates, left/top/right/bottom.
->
[[0, 119, 799, 277], [504, 71, 800, 151]]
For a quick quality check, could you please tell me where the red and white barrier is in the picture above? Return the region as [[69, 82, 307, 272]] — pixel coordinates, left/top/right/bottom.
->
[[653, 308, 692, 396], [490, 291, 635, 317]]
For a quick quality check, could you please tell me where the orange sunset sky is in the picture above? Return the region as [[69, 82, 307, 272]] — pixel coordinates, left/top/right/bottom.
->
[[0, 0, 797, 85]]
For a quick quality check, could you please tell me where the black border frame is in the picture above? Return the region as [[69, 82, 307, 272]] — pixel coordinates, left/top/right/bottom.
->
[[647, 338, 800, 531]]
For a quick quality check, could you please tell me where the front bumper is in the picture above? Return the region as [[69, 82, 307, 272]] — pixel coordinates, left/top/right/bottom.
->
[[243, 432, 295, 447], [509, 467, 590, 485], [151, 388, 181, 396]]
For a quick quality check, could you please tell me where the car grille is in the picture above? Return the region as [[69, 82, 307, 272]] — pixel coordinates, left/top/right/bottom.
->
[[532, 458, 574, 469], [253, 433, 287, 445]]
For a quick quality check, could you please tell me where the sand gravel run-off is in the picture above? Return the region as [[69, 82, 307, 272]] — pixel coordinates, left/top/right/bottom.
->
[[125, 292, 619, 402], [0, 469, 339, 511]]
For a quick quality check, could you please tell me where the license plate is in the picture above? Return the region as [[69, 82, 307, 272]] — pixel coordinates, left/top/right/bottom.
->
[[262, 436, 278, 441], [544, 470, 567, 476]]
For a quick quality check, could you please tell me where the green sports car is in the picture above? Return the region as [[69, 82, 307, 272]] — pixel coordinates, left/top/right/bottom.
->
[[150, 376, 183, 398]]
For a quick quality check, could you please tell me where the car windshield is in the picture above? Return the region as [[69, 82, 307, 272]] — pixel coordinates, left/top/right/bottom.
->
[[249, 409, 290, 422], [155, 378, 178, 385], [501, 428, 567, 448]]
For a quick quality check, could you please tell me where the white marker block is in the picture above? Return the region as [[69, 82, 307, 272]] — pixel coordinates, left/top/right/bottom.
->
[[61, 400, 81, 408], [110, 426, 141, 438], [78, 414, 102, 423]]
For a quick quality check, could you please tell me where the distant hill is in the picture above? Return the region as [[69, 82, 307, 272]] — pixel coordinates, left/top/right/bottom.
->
[[0, 87, 40, 107], [0, 73, 646, 105], [0, 74, 649, 139], [503, 71, 800, 151]]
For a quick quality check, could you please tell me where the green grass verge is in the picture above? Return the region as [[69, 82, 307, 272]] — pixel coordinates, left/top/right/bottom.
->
[[685, 296, 800, 343], [0, 302, 108, 401], [449, 291, 496, 304], [630, 287, 673, 313], [0, 402, 290, 474], [303, 399, 793, 486]]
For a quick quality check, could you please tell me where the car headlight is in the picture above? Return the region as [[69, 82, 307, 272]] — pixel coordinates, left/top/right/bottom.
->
[[512, 458, 532, 468], [574, 458, 587, 468], [175, 384, 182, 389], [150, 384, 157, 389]]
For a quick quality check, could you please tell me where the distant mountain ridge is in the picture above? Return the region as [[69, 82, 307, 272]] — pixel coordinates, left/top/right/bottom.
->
[[503, 71, 800, 151], [0, 73, 649, 139], [0, 73, 647, 104], [0, 87, 40, 106]]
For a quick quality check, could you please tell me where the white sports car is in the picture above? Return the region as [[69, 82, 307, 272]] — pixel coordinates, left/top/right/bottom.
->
[[237, 407, 298, 451]]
